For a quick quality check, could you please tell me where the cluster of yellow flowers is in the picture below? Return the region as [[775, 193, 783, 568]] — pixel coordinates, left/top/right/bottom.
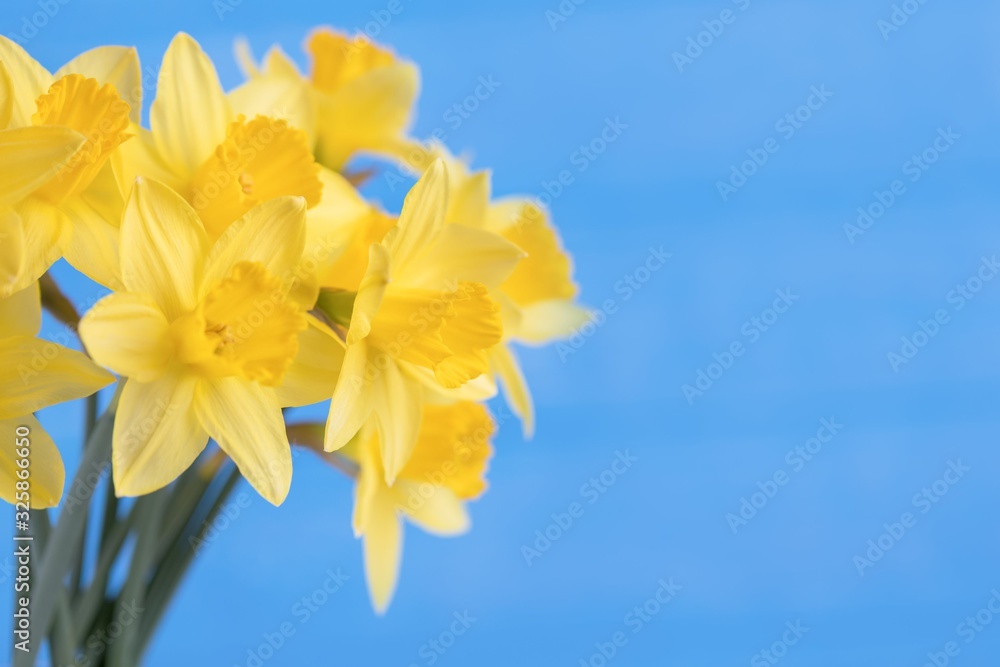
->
[[1, 29, 586, 611]]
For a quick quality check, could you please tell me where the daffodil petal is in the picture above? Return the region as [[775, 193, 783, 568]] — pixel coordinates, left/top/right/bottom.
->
[[116, 129, 187, 194], [151, 33, 231, 176], [511, 301, 593, 344], [0, 207, 26, 293], [79, 292, 171, 382], [403, 363, 498, 403], [0, 36, 51, 127], [383, 159, 447, 274], [229, 67, 316, 141], [193, 376, 291, 505], [0, 60, 12, 130], [0, 415, 64, 508], [448, 169, 490, 227], [347, 243, 390, 344], [56, 46, 142, 125], [325, 340, 374, 451], [372, 358, 422, 486], [61, 180, 123, 290], [0, 282, 40, 338], [6, 198, 71, 298], [317, 62, 418, 170], [201, 197, 306, 298], [274, 322, 345, 407], [490, 344, 534, 439], [397, 481, 470, 536], [351, 430, 381, 535], [304, 167, 373, 251], [397, 223, 525, 291], [360, 478, 402, 615], [0, 125, 85, 207], [113, 372, 206, 497], [0, 335, 112, 420], [120, 178, 208, 320]]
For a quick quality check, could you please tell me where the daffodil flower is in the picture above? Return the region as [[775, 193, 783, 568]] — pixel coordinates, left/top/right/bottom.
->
[[0, 37, 142, 294], [232, 28, 420, 172], [407, 147, 590, 437], [0, 283, 114, 507], [79, 179, 343, 505], [117, 34, 325, 244], [321, 159, 522, 485], [347, 401, 494, 613], [119, 33, 373, 307]]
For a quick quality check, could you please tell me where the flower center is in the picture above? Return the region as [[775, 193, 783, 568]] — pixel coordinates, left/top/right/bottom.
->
[[31, 74, 132, 203], [189, 115, 322, 240], [306, 29, 395, 94], [367, 281, 502, 388], [170, 261, 306, 386]]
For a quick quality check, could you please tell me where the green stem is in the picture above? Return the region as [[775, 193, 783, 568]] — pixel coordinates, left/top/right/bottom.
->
[[70, 392, 101, 600], [28, 401, 116, 661], [137, 464, 242, 658], [71, 507, 135, 646], [106, 489, 168, 667]]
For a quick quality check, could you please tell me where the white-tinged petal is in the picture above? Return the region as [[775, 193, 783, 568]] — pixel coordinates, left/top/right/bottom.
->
[[397, 481, 470, 536], [511, 301, 593, 345]]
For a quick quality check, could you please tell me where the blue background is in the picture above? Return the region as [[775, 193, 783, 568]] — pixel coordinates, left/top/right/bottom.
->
[[2, 0, 1000, 665]]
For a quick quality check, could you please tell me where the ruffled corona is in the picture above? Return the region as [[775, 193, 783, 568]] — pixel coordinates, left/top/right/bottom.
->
[[170, 261, 306, 386], [31, 74, 132, 203], [306, 29, 396, 93], [190, 115, 322, 239]]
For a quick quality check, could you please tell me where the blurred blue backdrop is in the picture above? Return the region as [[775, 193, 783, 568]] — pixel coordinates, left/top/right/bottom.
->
[[2, 0, 1000, 665]]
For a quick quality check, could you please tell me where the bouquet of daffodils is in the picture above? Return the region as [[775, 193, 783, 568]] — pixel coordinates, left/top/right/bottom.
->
[[2, 28, 586, 665]]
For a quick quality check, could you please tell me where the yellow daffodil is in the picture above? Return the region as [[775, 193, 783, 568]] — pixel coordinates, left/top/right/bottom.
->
[[405, 146, 589, 436], [348, 401, 493, 613], [321, 160, 522, 485], [0, 282, 114, 507], [0, 37, 141, 294], [232, 28, 419, 172], [79, 179, 343, 505], [118, 34, 324, 244], [119, 32, 374, 306]]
